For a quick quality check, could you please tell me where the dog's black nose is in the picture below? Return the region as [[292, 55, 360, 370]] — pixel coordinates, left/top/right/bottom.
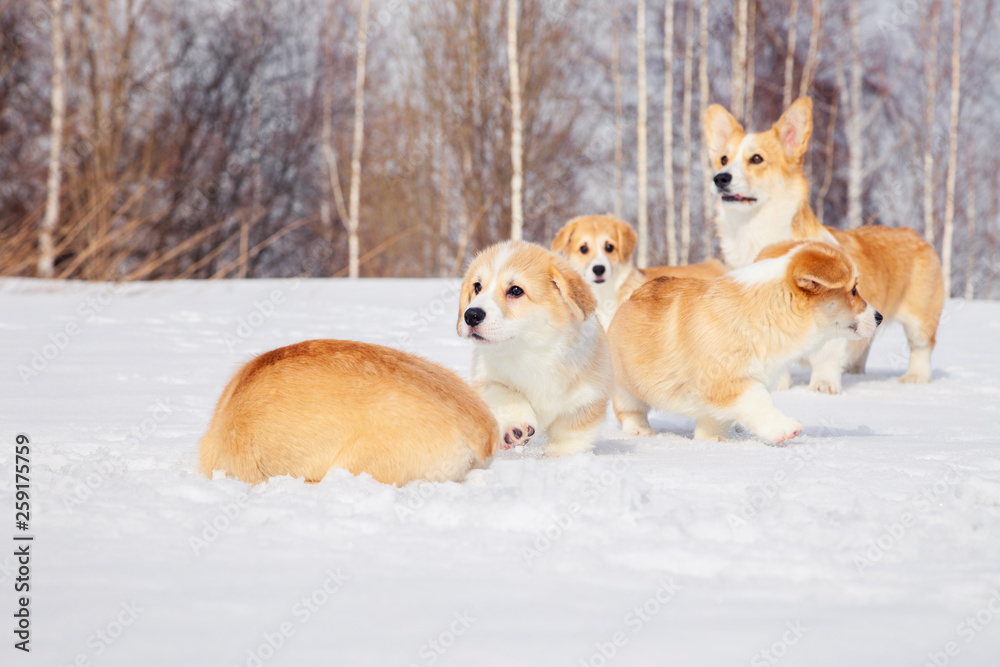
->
[[464, 307, 486, 327], [713, 172, 732, 189], [593, 265, 606, 276], [874, 311, 883, 326]]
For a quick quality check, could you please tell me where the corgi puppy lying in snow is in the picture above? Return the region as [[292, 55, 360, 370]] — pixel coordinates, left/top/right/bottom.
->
[[551, 214, 726, 328], [199, 340, 498, 486], [457, 240, 613, 456], [704, 97, 944, 393], [608, 241, 882, 444]]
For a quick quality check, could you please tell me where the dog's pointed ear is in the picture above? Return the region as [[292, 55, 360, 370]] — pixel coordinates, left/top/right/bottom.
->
[[704, 104, 743, 161], [615, 218, 637, 263], [551, 222, 575, 255], [549, 261, 595, 321], [773, 97, 813, 161], [791, 243, 852, 294]]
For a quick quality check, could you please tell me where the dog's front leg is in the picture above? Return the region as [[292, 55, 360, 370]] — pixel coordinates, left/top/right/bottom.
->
[[729, 384, 803, 445], [806, 338, 848, 394], [479, 382, 538, 449]]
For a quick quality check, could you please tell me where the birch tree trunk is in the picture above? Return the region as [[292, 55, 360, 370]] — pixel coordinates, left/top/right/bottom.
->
[[346, 0, 370, 279], [679, 0, 694, 265], [699, 0, 713, 259], [613, 18, 624, 220], [507, 0, 524, 240], [964, 157, 976, 299], [922, 0, 941, 245], [783, 0, 799, 110], [798, 0, 822, 99], [941, 0, 962, 297], [799, 0, 822, 183], [321, 4, 349, 243], [244, 2, 265, 279], [846, 0, 863, 228], [636, 0, 648, 268], [38, 0, 66, 278], [730, 0, 748, 124], [816, 65, 840, 226], [662, 0, 676, 266]]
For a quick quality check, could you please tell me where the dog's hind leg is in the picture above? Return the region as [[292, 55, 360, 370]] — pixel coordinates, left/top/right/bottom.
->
[[844, 339, 872, 374], [546, 398, 608, 456], [613, 389, 653, 437]]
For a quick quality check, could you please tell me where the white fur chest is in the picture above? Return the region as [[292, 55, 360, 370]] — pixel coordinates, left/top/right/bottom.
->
[[470, 319, 607, 428]]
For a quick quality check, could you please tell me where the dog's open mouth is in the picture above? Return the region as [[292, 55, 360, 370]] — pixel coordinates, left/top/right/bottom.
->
[[593, 276, 606, 284], [470, 332, 487, 341], [721, 194, 757, 204]]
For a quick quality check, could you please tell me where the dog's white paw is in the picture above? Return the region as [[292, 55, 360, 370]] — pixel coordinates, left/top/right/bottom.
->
[[899, 371, 930, 384], [759, 418, 803, 445], [808, 377, 842, 394], [620, 414, 654, 437], [501, 424, 535, 449]]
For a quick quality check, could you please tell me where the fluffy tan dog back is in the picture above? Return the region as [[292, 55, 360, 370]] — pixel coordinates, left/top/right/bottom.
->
[[199, 340, 498, 486]]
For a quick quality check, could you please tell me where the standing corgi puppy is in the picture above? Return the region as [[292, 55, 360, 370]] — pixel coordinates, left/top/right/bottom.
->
[[457, 241, 613, 456], [199, 340, 498, 486], [608, 241, 881, 444], [551, 214, 726, 328], [704, 97, 944, 393]]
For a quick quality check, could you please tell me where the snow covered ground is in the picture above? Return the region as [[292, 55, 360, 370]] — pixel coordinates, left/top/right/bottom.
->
[[2, 276, 999, 667]]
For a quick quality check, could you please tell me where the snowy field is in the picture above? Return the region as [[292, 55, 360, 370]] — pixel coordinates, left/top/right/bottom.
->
[[2, 276, 1000, 667]]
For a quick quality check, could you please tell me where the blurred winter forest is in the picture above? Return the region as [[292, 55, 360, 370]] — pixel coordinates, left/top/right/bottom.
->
[[0, 0, 997, 297]]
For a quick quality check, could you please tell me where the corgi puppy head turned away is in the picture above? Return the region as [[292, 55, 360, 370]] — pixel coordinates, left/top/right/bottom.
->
[[458, 240, 613, 456], [704, 97, 944, 393], [552, 214, 726, 328], [608, 241, 880, 445]]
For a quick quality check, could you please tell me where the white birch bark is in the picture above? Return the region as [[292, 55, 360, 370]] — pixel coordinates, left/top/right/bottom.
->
[[346, 0, 370, 279], [941, 0, 962, 297], [39, 0, 66, 278], [922, 0, 941, 245], [679, 0, 694, 265], [636, 0, 648, 267], [507, 0, 524, 240], [783, 0, 799, 110], [846, 0, 863, 228], [730, 0, 748, 124], [663, 0, 676, 265]]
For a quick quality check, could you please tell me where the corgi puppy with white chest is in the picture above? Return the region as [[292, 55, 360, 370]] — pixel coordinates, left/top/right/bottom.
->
[[704, 97, 944, 393], [458, 241, 613, 456], [608, 241, 881, 444], [551, 214, 726, 328]]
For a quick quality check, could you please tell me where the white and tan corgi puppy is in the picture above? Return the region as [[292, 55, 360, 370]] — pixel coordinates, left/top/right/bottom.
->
[[199, 340, 498, 486], [704, 97, 944, 393], [457, 240, 613, 456], [608, 241, 881, 444], [551, 214, 726, 328]]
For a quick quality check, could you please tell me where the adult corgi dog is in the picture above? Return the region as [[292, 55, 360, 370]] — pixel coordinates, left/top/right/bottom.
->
[[608, 241, 881, 444], [704, 97, 944, 393], [199, 340, 498, 486], [457, 240, 613, 455], [551, 214, 726, 328]]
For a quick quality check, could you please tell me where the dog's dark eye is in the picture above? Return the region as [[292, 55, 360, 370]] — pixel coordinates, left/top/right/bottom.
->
[[750, 154, 764, 164], [605, 242, 615, 253], [580, 244, 589, 255], [473, 282, 481, 294], [851, 285, 858, 297], [720, 156, 728, 166], [507, 285, 524, 298]]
